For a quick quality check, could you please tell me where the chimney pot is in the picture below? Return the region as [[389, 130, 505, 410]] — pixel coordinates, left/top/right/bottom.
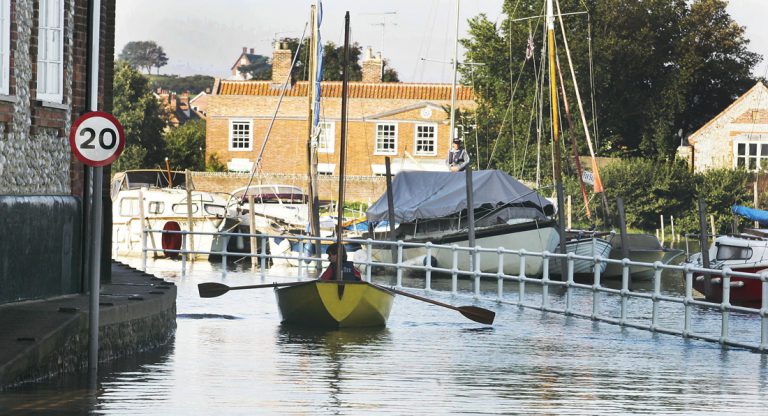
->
[[250, 48, 254, 54]]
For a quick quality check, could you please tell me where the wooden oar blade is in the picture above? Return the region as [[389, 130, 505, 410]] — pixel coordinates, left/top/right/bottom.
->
[[458, 306, 495, 325], [198, 282, 230, 298]]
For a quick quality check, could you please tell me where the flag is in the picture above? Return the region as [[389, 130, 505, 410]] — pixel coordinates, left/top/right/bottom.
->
[[525, 31, 534, 60]]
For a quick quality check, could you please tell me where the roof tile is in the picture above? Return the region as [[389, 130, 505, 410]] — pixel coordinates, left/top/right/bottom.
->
[[218, 80, 474, 101]]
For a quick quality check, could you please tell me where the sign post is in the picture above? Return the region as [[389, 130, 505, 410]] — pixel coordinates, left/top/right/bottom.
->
[[70, 111, 124, 380]]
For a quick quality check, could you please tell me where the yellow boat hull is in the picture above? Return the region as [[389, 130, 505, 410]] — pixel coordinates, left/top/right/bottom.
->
[[275, 281, 395, 328]]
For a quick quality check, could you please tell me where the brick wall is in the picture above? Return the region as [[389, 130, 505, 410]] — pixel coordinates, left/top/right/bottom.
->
[[271, 43, 292, 84]]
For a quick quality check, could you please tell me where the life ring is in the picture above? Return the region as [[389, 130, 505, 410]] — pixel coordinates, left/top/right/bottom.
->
[[161, 221, 182, 257]]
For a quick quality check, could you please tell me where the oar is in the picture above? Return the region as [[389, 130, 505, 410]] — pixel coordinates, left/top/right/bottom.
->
[[198, 281, 304, 298], [371, 283, 495, 325]]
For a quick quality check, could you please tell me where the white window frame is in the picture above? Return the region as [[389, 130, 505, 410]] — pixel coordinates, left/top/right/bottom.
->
[[734, 139, 768, 171], [229, 119, 253, 151], [414, 123, 438, 156], [317, 121, 335, 153], [374, 122, 398, 155], [0, 0, 10, 95], [37, 0, 64, 103]]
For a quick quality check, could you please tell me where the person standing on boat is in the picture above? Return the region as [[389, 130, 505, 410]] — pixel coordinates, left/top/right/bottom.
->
[[319, 243, 362, 281], [446, 139, 470, 172]]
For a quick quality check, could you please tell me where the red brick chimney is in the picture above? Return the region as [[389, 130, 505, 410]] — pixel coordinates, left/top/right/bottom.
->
[[362, 47, 383, 83], [271, 41, 292, 84], [249, 48, 254, 54]]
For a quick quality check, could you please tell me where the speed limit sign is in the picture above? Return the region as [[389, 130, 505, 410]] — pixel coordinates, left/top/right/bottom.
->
[[69, 111, 125, 167]]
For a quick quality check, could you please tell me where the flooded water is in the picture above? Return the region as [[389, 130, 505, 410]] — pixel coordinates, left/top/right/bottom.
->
[[3, 253, 768, 415]]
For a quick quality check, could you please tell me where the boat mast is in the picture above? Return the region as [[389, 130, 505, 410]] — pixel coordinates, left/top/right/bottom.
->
[[307, 4, 322, 273], [546, 0, 568, 269], [448, 0, 460, 147], [335, 11, 351, 282]]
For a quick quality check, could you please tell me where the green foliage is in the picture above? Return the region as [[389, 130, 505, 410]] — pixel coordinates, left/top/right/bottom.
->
[[205, 153, 227, 172], [112, 144, 147, 173], [119, 41, 168, 74], [462, 0, 761, 166], [578, 158, 754, 236], [112, 61, 169, 169], [147, 74, 214, 95], [237, 54, 271, 80], [163, 120, 206, 171]]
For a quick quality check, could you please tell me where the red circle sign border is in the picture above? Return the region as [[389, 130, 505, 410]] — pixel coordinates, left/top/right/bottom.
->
[[69, 111, 125, 167]]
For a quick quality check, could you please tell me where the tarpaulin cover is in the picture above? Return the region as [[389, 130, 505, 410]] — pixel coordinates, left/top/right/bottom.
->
[[366, 170, 554, 223], [733, 205, 768, 225]]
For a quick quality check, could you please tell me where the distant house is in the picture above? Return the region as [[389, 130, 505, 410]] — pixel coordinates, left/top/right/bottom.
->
[[205, 43, 475, 176], [230, 47, 267, 80], [683, 82, 768, 172], [155, 89, 201, 127]]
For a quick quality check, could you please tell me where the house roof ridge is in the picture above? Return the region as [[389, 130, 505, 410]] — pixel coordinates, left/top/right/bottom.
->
[[689, 81, 768, 144]]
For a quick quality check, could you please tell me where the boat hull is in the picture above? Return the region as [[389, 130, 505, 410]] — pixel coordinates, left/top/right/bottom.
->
[[552, 237, 612, 277], [367, 221, 560, 277], [275, 281, 395, 328]]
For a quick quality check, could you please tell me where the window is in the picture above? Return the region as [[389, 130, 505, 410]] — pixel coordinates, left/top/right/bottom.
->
[[148, 201, 165, 215], [414, 124, 437, 156], [716, 244, 752, 261], [317, 121, 334, 153], [37, 0, 64, 102], [375, 123, 397, 155], [734, 140, 768, 171], [0, 0, 10, 95], [229, 120, 253, 151], [172, 203, 199, 215], [119, 198, 139, 217]]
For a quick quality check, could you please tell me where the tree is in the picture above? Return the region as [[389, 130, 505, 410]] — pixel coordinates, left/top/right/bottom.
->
[[462, 0, 761, 174], [119, 41, 169, 74], [112, 61, 169, 169], [382, 59, 400, 82], [163, 119, 206, 171], [148, 74, 215, 95]]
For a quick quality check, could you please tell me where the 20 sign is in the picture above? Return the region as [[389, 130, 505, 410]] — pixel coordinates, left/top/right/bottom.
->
[[69, 111, 125, 167]]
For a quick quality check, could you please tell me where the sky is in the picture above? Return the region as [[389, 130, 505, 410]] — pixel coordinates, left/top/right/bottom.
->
[[115, 0, 768, 84]]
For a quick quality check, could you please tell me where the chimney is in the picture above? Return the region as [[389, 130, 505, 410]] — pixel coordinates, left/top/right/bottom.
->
[[362, 47, 383, 83], [271, 41, 293, 84], [249, 48, 254, 54], [242, 46, 247, 54]]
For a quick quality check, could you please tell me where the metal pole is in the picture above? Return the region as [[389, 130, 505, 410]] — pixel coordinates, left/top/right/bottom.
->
[[384, 157, 398, 268], [465, 166, 475, 272], [87, 0, 101, 385], [448, 0, 460, 145]]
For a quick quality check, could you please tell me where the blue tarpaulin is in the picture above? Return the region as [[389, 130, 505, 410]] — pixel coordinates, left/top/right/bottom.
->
[[732, 205, 768, 225]]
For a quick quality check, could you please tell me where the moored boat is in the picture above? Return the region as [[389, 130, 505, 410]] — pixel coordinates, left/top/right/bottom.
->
[[603, 233, 683, 279], [552, 230, 612, 278], [275, 280, 395, 328]]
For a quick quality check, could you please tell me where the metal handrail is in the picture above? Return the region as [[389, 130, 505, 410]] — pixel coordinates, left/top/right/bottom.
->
[[127, 226, 768, 352]]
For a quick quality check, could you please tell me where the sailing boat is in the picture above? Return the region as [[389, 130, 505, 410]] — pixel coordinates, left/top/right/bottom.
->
[[275, 9, 395, 328]]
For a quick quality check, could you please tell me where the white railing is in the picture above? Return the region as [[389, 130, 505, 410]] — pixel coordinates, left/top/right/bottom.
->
[[131, 227, 768, 353]]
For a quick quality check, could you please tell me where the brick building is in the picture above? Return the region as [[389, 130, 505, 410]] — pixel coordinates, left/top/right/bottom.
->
[[0, 0, 116, 303], [230, 46, 266, 80], [205, 43, 475, 177], [681, 82, 768, 172]]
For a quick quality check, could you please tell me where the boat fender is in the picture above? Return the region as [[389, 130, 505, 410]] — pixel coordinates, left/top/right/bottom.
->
[[161, 221, 182, 257]]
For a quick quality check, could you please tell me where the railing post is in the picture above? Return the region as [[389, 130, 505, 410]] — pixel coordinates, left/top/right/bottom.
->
[[139, 189, 146, 271], [565, 253, 574, 315], [620, 258, 630, 325], [451, 244, 459, 294], [684, 266, 693, 338], [366, 238, 373, 283], [761, 273, 768, 351], [221, 235, 229, 279], [425, 242, 433, 290], [181, 232, 187, 277], [396, 240, 403, 288], [497, 248, 504, 301], [542, 252, 550, 309], [473, 246, 480, 298], [651, 263, 662, 331], [260, 235, 267, 280], [721, 268, 731, 345], [592, 256, 602, 319], [519, 250, 527, 305]]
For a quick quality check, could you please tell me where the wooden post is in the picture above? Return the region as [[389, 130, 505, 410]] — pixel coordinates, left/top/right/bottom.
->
[[556, 183, 568, 280], [249, 195, 257, 268], [660, 214, 665, 245], [466, 166, 476, 272], [698, 198, 711, 296], [616, 197, 631, 289], [670, 216, 676, 244], [755, 181, 760, 228], [567, 195, 572, 230], [710, 214, 716, 238], [384, 157, 398, 266]]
